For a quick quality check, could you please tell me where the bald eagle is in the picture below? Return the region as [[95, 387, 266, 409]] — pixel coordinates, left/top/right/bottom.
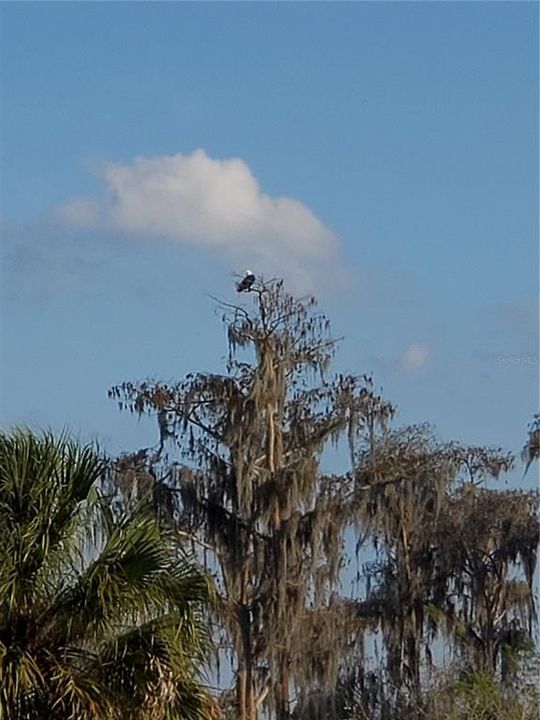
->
[[236, 270, 256, 293]]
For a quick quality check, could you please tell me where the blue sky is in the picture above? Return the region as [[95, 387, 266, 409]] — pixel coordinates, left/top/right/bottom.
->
[[0, 2, 538, 483]]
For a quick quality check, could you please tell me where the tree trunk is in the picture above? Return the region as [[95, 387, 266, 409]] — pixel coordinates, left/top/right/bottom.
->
[[237, 666, 247, 720], [236, 633, 256, 720], [275, 655, 290, 720], [237, 587, 256, 720]]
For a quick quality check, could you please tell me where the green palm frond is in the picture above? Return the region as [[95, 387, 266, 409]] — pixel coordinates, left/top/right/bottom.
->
[[0, 429, 217, 720]]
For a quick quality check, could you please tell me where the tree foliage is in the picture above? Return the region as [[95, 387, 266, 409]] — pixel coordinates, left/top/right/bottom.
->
[[109, 278, 539, 720], [0, 430, 217, 720]]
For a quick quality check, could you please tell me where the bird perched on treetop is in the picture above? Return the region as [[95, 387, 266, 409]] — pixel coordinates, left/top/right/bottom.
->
[[236, 270, 256, 293]]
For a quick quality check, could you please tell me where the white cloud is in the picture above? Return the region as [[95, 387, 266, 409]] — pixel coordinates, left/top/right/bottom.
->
[[59, 150, 342, 288], [399, 343, 429, 370], [59, 198, 100, 227]]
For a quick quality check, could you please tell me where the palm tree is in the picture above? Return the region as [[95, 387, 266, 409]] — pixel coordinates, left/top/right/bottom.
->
[[0, 429, 218, 720]]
